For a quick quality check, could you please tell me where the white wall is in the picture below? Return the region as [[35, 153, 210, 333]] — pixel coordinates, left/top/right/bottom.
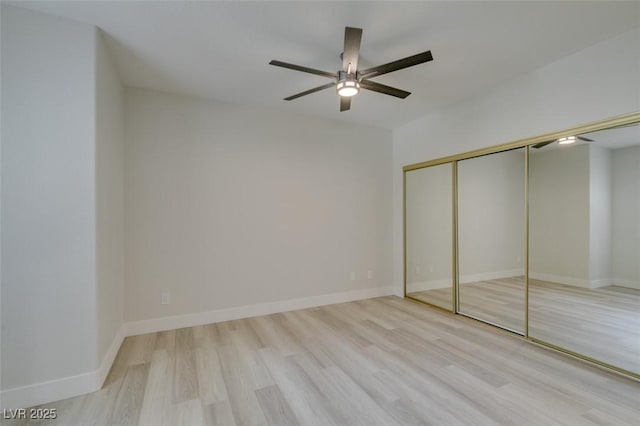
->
[[458, 149, 525, 281], [612, 146, 640, 288], [124, 88, 393, 322], [589, 145, 612, 285], [1, 5, 98, 393], [405, 163, 452, 291], [529, 145, 591, 285], [95, 32, 125, 366], [393, 28, 640, 293]]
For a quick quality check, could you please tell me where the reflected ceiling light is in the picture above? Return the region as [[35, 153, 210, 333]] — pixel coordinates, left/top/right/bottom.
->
[[336, 72, 360, 97], [558, 136, 577, 145]]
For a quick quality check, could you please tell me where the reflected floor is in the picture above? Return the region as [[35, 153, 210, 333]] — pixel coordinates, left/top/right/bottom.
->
[[409, 278, 640, 374], [409, 276, 525, 333]]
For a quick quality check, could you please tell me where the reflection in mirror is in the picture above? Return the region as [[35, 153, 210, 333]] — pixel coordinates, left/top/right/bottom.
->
[[458, 148, 526, 333], [529, 123, 640, 375], [405, 163, 453, 310]]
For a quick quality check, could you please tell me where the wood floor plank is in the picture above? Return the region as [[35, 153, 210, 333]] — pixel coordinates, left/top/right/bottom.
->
[[173, 327, 199, 404], [203, 400, 236, 426], [109, 363, 149, 426], [254, 385, 300, 426], [137, 350, 174, 426], [169, 398, 205, 426], [217, 344, 268, 426]]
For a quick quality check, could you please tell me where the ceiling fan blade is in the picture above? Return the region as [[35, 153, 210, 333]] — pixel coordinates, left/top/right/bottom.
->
[[532, 140, 554, 149], [577, 136, 594, 142], [284, 82, 336, 101], [360, 80, 411, 99], [360, 50, 433, 79], [342, 27, 363, 73], [340, 96, 351, 112], [269, 60, 337, 79]]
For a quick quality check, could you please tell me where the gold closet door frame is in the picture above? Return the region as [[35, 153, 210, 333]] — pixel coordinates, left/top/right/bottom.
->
[[403, 161, 457, 314], [403, 111, 640, 380]]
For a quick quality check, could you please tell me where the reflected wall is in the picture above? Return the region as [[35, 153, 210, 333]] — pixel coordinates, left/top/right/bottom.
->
[[405, 163, 453, 310], [458, 148, 526, 333], [529, 124, 640, 375]]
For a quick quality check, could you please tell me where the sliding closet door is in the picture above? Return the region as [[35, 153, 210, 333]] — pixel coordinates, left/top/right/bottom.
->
[[529, 124, 640, 375], [405, 163, 453, 310], [457, 148, 526, 333]]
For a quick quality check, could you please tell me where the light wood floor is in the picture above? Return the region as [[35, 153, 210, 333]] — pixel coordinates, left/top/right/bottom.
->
[[409, 278, 640, 374], [6, 296, 640, 425]]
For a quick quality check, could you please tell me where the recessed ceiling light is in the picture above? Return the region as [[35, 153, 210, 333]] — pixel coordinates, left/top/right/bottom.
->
[[558, 136, 577, 145]]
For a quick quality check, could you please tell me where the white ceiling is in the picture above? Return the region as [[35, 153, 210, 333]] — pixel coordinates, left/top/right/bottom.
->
[[13, 1, 640, 129]]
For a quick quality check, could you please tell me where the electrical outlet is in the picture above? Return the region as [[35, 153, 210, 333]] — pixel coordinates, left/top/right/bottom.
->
[[161, 292, 171, 305], [429, 265, 434, 273], [415, 266, 421, 275], [367, 270, 374, 280], [350, 272, 356, 281]]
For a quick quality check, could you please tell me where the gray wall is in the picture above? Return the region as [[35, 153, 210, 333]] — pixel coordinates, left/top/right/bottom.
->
[[612, 146, 640, 288], [96, 32, 125, 363], [1, 6, 98, 391], [123, 88, 393, 322]]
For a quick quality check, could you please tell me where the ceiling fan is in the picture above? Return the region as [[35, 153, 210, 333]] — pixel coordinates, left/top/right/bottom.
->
[[269, 26, 433, 112], [532, 135, 594, 149]]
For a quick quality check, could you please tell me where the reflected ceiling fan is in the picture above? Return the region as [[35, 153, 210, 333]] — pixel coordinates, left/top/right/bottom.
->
[[532, 135, 594, 149], [269, 26, 433, 112]]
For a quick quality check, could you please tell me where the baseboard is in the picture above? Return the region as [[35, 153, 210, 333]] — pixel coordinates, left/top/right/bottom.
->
[[0, 370, 97, 411], [406, 270, 524, 293], [589, 278, 613, 289], [124, 286, 395, 336], [407, 279, 451, 293], [529, 272, 592, 288], [459, 269, 524, 284], [97, 324, 126, 387], [1, 324, 127, 410], [613, 278, 640, 289]]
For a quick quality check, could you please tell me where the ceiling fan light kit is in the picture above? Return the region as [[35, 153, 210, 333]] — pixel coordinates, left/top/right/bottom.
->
[[269, 26, 433, 111], [336, 72, 360, 97], [532, 135, 594, 149], [557, 136, 577, 144]]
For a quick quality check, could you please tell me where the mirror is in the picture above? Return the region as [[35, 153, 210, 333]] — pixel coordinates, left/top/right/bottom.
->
[[529, 123, 640, 374], [457, 148, 527, 333], [405, 163, 453, 310]]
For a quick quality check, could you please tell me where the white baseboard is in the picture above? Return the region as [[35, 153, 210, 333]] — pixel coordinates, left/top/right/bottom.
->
[[1, 324, 127, 410], [407, 279, 451, 293], [97, 325, 126, 387], [529, 272, 590, 288], [406, 270, 524, 293], [589, 278, 613, 289], [529, 272, 609, 289], [459, 269, 524, 284], [1, 286, 394, 410], [0, 370, 97, 411], [124, 286, 395, 336], [613, 278, 640, 289]]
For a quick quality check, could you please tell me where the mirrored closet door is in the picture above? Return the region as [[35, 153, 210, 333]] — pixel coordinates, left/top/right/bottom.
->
[[457, 148, 526, 333], [404, 112, 640, 379], [405, 163, 453, 310], [528, 123, 640, 375]]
